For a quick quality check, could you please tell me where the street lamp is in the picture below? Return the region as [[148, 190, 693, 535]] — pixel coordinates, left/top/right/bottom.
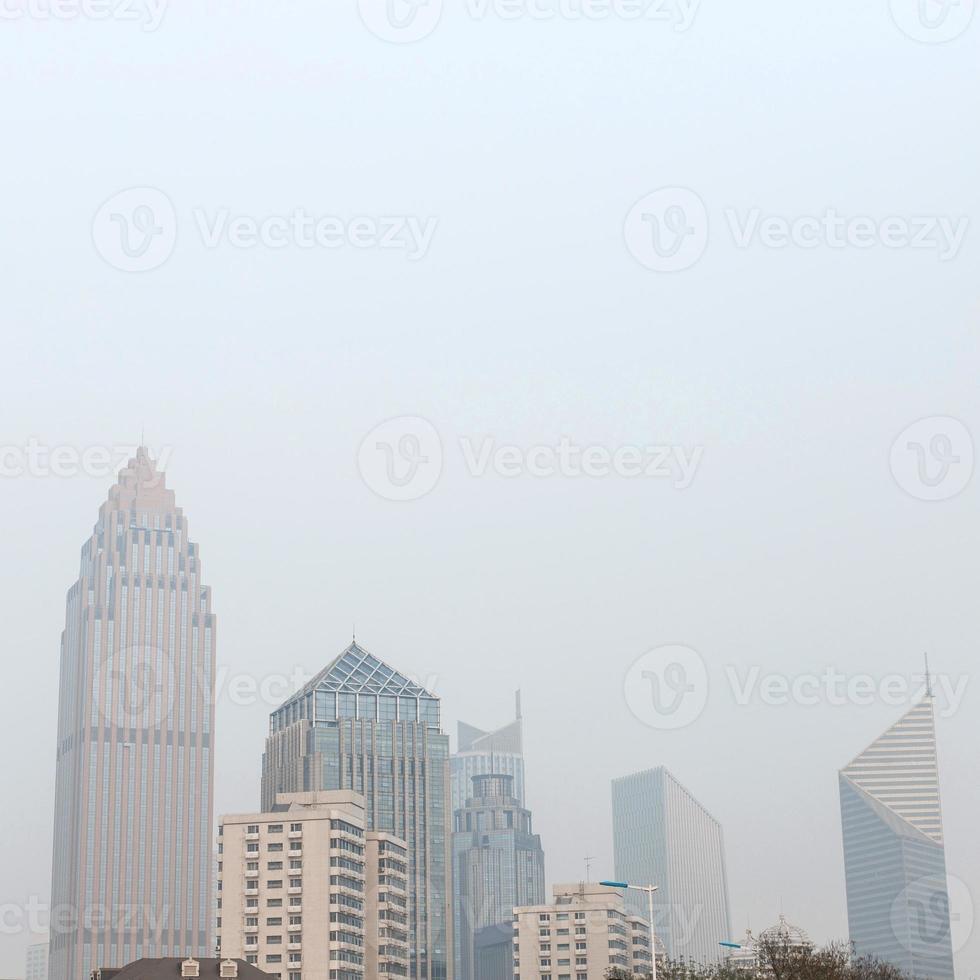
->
[[599, 880, 660, 980]]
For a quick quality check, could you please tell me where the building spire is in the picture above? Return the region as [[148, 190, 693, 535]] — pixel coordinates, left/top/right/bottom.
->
[[924, 652, 933, 698]]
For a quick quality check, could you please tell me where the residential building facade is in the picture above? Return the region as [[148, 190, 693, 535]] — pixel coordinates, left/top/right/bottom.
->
[[611, 767, 732, 966], [49, 448, 215, 980], [261, 643, 452, 980], [839, 694, 955, 980], [452, 773, 545, 980], [217, 791, 409, 980], [513, 883, 653, 980], [26, 941, 49, 980]]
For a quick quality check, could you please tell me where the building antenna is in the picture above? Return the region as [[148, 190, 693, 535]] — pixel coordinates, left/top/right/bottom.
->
[[924, 652, 933, 697], [584, 855, 595, 882]]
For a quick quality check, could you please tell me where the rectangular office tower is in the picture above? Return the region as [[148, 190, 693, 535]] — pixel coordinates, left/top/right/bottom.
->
[[452, 773, 545, 980], [217, 790, 410, 980], [839, 695, 955, 980], [49, 448, 216, 980], [261, 643, 452, 980], [611, 767, 731, 966], [450, 695, 525, 815]]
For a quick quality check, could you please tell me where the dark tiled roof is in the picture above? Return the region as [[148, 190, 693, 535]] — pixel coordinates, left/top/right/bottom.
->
[[92, 959, 272, 980]]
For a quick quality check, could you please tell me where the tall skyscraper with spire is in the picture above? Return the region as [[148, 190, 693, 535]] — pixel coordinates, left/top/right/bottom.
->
[[261, 641, 453, 980], [451, 694, 525, 816], [839, 690, 955, 980], [49, 449, 216, 980]]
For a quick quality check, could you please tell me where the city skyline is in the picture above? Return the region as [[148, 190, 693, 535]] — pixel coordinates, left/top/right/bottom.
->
[[4, 449, 974, 980], [48, 449, 216, 980]]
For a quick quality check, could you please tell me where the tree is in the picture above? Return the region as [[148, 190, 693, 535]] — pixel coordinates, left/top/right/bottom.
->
[[605, 940, 919, 980]]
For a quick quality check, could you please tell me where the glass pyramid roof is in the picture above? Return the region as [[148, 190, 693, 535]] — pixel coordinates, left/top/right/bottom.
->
[[288, 641, 435, 703]]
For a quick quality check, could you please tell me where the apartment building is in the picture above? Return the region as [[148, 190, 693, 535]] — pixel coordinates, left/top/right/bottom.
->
[[513, 883, 653, 980], [217, 791, 409, 980]]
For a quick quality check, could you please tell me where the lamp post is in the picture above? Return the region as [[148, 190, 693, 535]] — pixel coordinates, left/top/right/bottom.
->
[[599, 880, 659, 980]]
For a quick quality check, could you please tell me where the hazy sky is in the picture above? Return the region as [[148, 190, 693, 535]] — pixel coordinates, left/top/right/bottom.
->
[[1, 1, 978, 977]]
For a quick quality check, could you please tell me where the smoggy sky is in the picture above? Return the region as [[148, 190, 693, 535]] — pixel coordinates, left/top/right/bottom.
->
[[1, 1, 978, 977]]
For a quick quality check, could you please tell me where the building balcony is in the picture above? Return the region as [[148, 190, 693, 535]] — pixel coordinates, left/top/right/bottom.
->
[[244, 924, 259, 934], [288, 886, 302, 896], [288, 848, 303, 858], [288, 924, 302, 933], [243, 943, 258, 953], [244, 887, 259, 897], [245, 870, 259, 879], [245, 833, 260, 841], [287, 942, 302, 952], [288, 904, 302, 914], [288, 830, 302, 839]]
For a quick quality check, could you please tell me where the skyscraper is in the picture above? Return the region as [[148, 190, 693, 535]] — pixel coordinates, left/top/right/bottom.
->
[[261, 642, 452, 980], [451, 698, 525, 815], [839, 694, 955, 979], [611, 767, 732, 966], [452, 773, 545, 980], [49, 448, 216, 980]]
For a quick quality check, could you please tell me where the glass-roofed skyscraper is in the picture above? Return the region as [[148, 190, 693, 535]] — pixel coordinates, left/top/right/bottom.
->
[[261, 641, 452, 980], [839, 693, 955, 980]]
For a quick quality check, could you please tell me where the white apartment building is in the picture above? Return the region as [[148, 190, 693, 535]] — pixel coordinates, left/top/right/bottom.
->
[[513, 883, 653, 980], [217, 791, 409, 980]]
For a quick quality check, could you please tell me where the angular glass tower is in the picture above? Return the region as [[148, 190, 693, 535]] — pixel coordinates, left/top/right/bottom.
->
[[451, 695, 525, 815], [261, 642, 452, 980], [49, 449, 215, 980], [611, 767, 732, 966], [452, 772, 545, 980], [839, 695, 955, 980]]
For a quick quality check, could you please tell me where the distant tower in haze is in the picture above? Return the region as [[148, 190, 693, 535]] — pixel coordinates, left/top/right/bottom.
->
[[611, 767, 732, 965], [49, 449, 216, 980], [452, 772, 545, 980], [839, 692, 955, 979], [451, 692, 526, 815]]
